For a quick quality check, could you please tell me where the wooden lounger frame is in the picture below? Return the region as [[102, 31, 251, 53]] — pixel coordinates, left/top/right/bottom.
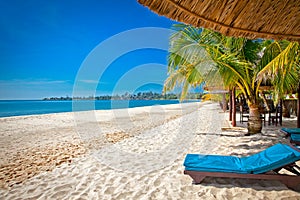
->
[[184, 166, 300, 190], [184, 145, 300, 190], [290, 139, 300, 145]]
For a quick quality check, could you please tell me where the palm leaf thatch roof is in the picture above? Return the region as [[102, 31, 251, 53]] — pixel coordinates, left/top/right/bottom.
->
[[138, 0, 300, 42]]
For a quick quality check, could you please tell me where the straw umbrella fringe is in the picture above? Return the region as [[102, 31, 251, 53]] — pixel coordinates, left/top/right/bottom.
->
[[138, 0, 300, 42]]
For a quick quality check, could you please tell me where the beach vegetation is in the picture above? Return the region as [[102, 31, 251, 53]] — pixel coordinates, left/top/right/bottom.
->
[[43, 92, 201, 101], [164, 24, 299, 134]]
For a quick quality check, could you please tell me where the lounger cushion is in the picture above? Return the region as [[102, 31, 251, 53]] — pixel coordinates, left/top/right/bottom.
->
[[291, 133, 300, 141], [184, 154, 245, 173], [281, 128, 300, 135], [240, 144, 300, 174], [184, 144, 300, 174]]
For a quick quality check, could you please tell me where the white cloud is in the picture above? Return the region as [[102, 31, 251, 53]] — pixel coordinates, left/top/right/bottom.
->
[[78, 79, 99, 84], [0, 79, 69, 86]]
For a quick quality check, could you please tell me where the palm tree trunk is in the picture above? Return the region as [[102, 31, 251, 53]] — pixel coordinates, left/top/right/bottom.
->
[[229, 90, 232, 121], [298, 82, 300, 128], [232, 88, 236, 127], [247, 104, 262, 134]]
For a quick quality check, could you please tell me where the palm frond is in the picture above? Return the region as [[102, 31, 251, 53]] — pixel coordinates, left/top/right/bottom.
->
[[165, 24, 300, 103]]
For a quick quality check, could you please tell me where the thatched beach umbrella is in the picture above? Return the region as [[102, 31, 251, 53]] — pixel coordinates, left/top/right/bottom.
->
[[138, 0, 300, 42]]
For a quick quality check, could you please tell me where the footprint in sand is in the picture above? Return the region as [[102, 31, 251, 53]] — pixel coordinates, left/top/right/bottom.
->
[[104, 186, 116, 195], [153, 178, 161, 187]]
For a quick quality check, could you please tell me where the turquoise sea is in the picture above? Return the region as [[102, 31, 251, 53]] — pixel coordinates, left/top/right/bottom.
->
[[0, 100, 197, 118]]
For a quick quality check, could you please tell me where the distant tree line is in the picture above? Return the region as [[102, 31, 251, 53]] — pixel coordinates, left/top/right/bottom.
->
[[42, 92, 201, 101]]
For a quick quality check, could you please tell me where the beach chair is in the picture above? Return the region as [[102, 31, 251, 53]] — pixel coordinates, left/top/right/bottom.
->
[[268, 104, 282, 126], [239, 105, 249, 123], [280, 128, 300, 145], [280, 128, 300, 136], [290, 134, 300, 145], [183, 143, 300, 190]]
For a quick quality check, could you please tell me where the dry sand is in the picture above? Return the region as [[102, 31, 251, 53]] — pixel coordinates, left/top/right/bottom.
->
[[0, 101, 299, 199]]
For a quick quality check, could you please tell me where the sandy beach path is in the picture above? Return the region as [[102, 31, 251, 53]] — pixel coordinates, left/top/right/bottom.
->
[[0, 102, 200, 190], [1, 102, 300, 199]]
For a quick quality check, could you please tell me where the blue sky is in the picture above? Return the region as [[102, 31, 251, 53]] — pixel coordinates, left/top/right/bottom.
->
[[0, 0, 181, 100]]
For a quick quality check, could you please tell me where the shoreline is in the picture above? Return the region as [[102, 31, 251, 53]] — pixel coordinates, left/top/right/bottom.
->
[[1, 101, 299, 199], [0, 99, 199, 119]]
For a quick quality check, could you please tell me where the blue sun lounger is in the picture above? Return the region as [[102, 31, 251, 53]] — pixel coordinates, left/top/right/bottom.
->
[[280, 128, 300, 135], [184, 143, 300, 190], [291, 134, 300, 145], [280, 128, 300, 145]]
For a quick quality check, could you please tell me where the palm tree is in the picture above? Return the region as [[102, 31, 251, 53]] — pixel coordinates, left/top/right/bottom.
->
[[164, 24, 299, 134], [257, 41, 300, 102]]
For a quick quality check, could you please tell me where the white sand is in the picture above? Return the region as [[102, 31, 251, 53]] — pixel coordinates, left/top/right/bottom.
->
[[0, 101, 299, 199]]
